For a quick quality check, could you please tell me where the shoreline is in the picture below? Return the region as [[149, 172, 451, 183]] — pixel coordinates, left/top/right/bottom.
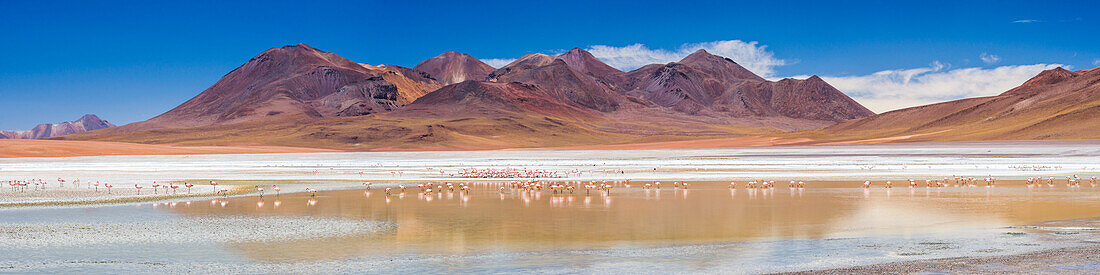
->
[[779, 243, 1100, 274], [4, 138, 1099, 159]]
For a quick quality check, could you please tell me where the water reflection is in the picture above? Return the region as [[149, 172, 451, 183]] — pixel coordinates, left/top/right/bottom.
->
[[166, 181, 1099, 263]]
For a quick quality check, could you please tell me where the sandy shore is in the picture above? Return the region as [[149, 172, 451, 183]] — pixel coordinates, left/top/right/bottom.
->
[[780, 244, 1100, 274], [0, 180, 390, 207], [12, 136, 1084, 159], [515, 136, 814, 150], [0, 183, 251, 207], [0, 139, 339, 158]]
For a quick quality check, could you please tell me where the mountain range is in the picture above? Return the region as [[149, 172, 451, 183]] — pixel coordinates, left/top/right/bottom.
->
[[64, 44, 871, 149], [803, 66, 1100, 142], [59, 43, 1099, 150], [1, 114, 115, 139]]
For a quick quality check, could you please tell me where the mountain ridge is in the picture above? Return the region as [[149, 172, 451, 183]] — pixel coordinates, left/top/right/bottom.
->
[[1, 114, 115, 139], [62, 44, 883, 150], [802, 66, 1100, 141]]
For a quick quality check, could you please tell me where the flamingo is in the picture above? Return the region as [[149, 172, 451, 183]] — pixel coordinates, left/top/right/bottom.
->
[[863, 181, 871, 188], [256, 185, 265, 197], [363, 182, 372, 189], [135, 184, 143, 195], [211, 181, 219, 192], [274, 185, 281, 196]]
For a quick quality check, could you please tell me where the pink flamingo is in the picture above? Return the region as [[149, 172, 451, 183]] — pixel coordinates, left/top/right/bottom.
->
[[273, 185, 281, 196], [135, 184, 143, 195]]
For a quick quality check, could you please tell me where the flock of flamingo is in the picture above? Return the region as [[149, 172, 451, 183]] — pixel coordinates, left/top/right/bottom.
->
[[2, 171, 1096, 206], [451, 167, 570, 178]]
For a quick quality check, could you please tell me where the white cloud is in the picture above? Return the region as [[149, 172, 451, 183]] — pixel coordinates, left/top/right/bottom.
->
[[481, 58, 516, 69], [1013, 19, 1042, 23], [583, 40, 787, 77], [980, 53, 1001, 64], [793, 63, 1064, 113], [1093, 59, 1100, 66]]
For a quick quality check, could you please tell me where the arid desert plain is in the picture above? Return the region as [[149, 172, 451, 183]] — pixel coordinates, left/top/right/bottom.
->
[[0, 140, 1096, 273]]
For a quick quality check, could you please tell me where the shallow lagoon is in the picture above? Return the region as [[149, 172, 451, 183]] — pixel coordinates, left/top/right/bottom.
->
[[0, 141, 1098, 273]]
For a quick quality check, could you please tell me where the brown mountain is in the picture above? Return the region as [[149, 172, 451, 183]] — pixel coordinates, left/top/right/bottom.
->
[[413, 51, 496, 85], [620, 50, 873, 123], [1, 114, 115, 139], [396, 80, 598, 119], [806, 66, 1100, 141], [109, 44, 441, 132], [485, 53, 557, 82], [64, 44, 877, 150], [556, 48, 624, 86]]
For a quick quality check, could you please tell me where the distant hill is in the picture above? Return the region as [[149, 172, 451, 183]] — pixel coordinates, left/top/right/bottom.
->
[[803, 66, 1100, 142], [413, 51, 495, 85], [1, 114, 115, 139]]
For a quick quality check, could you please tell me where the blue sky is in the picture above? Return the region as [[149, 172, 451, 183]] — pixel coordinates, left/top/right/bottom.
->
[[1, 0, 1097, 130]]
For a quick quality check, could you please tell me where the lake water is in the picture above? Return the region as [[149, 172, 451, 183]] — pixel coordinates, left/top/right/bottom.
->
[[0, 141, 1098, 273]]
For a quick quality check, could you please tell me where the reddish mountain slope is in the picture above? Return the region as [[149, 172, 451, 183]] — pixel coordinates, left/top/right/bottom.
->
[[395, 81, 597, 119], [412, 51, 496, 85], [114, 44, 440, 131], [485, 53, 557, 82], [621, 50, 874, 121], [556, 48, 624, 86], [1, 114, 115, 139], [511, 59, 627, 112], [809, 66, 1100, 141]]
